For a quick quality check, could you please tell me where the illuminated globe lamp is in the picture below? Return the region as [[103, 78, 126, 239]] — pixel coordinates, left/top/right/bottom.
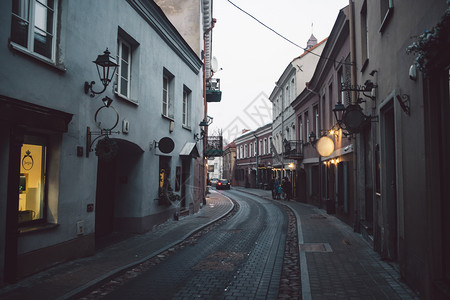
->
[[309, 131, 335, 157], [315, 136, 335, 157]]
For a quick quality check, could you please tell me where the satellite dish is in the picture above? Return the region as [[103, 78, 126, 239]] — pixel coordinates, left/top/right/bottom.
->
[[158, 137, 175, 154], [211, 56, 219, 73]]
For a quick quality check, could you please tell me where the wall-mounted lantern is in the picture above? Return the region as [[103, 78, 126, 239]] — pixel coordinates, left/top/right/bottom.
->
[[333, 79, 379, 136], [84, 48, 118, 97]]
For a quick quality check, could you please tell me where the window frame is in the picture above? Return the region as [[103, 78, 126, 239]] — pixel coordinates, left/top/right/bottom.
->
[[263, 138, 267, 155], [379, 0, 394, 33], [314, 105, 319, 137], [299, 116, 303, 143], [182, 86, 191, 128], [116, 38, 132, 99], [10, 0, 59, 65], [162, 69, 175, 119], [360, 0, 369, 71], [290, 78, 296, 102], [268, 137, 272, 154]]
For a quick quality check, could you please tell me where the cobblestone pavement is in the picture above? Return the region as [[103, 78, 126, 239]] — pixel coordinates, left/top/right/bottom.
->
[[80, 189, 289, 299], [289, 202, 419, 300], [0, 192, 234, 300], [233, 187, 420, 300]]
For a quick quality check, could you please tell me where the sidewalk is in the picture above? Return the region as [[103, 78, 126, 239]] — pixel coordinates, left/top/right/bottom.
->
[[0, 191, 234, 300], [233, 186, 419, 299]]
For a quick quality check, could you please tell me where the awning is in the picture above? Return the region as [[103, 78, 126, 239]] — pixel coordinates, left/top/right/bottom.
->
[[0, 94, 73, 132], [180, 142, 200, 158]]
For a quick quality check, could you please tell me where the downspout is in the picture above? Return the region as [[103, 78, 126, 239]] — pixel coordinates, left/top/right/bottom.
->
[[254, 134, 259, 188], [349, 0, 360, 231], [349, 0, 357, 105], [202, 0, 215, 204]]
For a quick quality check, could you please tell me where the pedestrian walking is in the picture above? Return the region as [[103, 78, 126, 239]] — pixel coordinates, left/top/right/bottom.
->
[[273, 177, 281, 200], [282, 177, 292, 200]]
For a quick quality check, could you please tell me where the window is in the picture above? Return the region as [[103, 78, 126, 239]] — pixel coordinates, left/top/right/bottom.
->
[[254, 141, 257, 156], [249, 143, 253, 157], [360, 1, 369, 69], [314, 105, 319, 137], [162, 69, 174, 119], [305, 112, 310, 138], [290, 78, 296, 102], [285, 86, 290, 104], [268, 137, 272, 153], [244, 144, 248, 158], [18, 135, 47, 224], [182, 86, 191, 128], [240, 146, 243, 159], [379, 0, 393, 32], [117, 38, 132, 99], [259, 140, 263, 155], [321, 94, 326, 131], [263, 138, 267, 155], [328, 83, 334, 128], [299, 116, 303, 142], [11, 0, 58, 61]]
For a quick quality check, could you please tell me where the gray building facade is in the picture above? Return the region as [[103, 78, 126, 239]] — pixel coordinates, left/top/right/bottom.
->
[[0, 0, 209, 283]]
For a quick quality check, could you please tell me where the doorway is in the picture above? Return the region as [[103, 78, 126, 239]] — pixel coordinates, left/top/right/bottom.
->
[[95, 158, 116, 237], [181, 159, 190, 209], [381, 102, 398, 261]]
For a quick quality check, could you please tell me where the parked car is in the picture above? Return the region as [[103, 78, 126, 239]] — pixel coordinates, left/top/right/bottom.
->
[[209, 178, 219, 186], [216, 179, 231, 190]]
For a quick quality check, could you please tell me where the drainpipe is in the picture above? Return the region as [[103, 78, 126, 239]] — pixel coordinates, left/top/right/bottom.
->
[[349, 0, 357, 105], [254, 134, 259, 188], [349, 0, 360, 231], [202, 16, 216, 204]]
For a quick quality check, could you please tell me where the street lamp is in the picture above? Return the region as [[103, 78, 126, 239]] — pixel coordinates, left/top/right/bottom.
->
[[84, 48, 119, 97]]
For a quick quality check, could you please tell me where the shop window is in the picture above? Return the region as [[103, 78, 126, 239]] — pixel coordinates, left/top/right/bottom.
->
[[18, 135, 47, 224], [11, 0, 58, 61]]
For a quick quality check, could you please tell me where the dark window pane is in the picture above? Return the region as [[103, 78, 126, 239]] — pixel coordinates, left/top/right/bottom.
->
[[121, 61, 129, 78], [13, 0, 30, 19], [121, 44, 129, 63], [34, 31, 52, 58], [120, 78, 128, 96], [11, 15, 29, 47]]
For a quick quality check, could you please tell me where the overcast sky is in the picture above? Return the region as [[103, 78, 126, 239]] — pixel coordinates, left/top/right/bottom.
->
[[208, 0, 349, 143]]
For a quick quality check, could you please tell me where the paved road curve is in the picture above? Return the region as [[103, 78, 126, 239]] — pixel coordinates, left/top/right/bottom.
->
[[99, 190, 288, 299]]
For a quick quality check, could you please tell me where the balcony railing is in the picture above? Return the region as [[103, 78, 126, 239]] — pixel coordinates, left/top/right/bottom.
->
[[205, 135, 223, 157], [283, 140, 304, 160], [206, 78, 222, 102]]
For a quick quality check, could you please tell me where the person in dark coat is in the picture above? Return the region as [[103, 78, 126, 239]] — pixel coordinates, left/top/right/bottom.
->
[[282, 177, 292, 200]]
